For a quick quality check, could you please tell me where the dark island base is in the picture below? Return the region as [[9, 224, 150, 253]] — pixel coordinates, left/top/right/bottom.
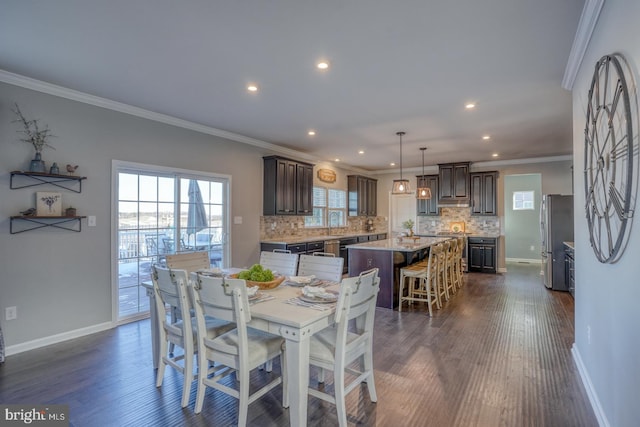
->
[[349, 248, 416, 309]]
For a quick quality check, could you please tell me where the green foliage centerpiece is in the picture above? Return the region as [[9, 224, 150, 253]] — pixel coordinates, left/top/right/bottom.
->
[[233, 264, 284, 290]]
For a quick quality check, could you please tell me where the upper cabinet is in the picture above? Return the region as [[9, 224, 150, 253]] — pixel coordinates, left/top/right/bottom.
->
[[348, 175, 377, 216], [263, 156, 314, 216], [416, 174, 440, 216], [470, 171, 498, 216], [438, 162, 470, 204]]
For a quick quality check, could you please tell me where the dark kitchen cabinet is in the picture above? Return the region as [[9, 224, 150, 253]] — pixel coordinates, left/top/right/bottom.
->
[[263, 156, 314, 216], [348, 175, 377, 216], [416, 174, 440, 216], [438, 162, 470, 204], [470, 171, 497, 216], [296, 163, 314, 215], [468, 237, 497, 273]]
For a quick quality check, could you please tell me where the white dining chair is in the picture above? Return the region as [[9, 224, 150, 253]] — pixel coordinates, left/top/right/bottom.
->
[[150, 265, 233, 408], [165, 251, 210, 273], [297, 253, 344, 283], [307, 268, 380, 427], [190, 273, 288, 425], [259, 250, 299, 276]]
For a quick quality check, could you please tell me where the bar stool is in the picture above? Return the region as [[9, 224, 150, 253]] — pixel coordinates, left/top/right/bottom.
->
[[446, 239, 460, 295], [456, 237, 466, 289], [399, 245, 442, 316]]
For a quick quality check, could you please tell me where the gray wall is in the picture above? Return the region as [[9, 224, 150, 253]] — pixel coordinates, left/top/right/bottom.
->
[[0, 82, 268, 349], [570, 0, 640, 425], [504, 174, 542, 261]]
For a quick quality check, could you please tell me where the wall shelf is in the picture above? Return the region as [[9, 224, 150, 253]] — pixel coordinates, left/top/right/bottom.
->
[[10, 216, 86, 234], [10, 171, 87, 193]]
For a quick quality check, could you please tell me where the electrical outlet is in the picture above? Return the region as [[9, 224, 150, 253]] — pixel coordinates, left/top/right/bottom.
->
[[5, 306, 17, 321], [88, 215, 96, 226], [271, 223, 276, 230]]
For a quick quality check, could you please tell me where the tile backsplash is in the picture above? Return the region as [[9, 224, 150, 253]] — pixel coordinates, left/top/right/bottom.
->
[[260, 216, 388, 240], [416, 207, 500, 235]]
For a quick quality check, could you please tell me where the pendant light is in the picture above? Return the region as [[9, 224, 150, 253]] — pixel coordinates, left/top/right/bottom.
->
[[416, 147, 432, 200], [391, 131, 412, 194]]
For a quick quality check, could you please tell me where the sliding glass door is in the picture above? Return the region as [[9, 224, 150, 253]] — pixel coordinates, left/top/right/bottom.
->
[[114, 162, 229, 321]]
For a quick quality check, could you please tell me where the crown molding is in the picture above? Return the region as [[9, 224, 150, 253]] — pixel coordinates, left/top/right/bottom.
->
[[370, 155, 573, 175], [562, 0, 605, 90], [0, 69, 318, 162]]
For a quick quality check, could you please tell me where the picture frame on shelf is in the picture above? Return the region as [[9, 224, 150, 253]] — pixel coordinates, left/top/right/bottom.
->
[[36, 192, 62, 216]]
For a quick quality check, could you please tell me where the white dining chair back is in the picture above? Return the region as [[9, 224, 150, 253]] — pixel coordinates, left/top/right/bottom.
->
[[165, 251, 210, 273], [297, 254, 344, 282], [190, 273, 288, 425], [259, 251, 299, 276], [307, 268, 380, 427], [151, 265, 232, 408]]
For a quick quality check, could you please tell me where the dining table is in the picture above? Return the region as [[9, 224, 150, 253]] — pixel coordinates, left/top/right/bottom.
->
[[142, 271, 340, 427]]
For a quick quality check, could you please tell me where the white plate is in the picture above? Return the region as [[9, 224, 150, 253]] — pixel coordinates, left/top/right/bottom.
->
[[298, 290, 338, 304], [287, 278, 321, 287], [248, 291, 264, 301]]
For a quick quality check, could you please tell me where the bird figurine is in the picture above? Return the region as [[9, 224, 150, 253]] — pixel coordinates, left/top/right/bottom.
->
[[66, 164, 79, 175], [20, 208, 37, 217]]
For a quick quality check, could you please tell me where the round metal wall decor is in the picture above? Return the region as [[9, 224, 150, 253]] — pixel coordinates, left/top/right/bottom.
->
[[584, 53, 637, 263]]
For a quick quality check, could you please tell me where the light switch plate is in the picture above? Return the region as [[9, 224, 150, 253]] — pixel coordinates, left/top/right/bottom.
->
[[233, 216, 243, 225], [88, 215, 96, 226]]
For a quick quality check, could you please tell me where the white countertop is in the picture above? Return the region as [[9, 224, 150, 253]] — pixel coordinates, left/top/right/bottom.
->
[[261, 232, 385, 245], [345, 237, 450, 252]]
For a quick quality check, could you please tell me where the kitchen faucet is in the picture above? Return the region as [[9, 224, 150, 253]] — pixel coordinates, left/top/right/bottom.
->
[[328, 211, 340, 235]]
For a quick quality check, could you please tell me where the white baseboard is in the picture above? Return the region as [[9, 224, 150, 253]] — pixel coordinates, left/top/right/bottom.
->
[[572, 343, 609, 427], [506, 258, 541, 264], [5, 321, 114, 357]]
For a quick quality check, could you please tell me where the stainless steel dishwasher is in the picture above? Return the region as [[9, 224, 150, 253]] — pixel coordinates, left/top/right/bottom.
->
[[323, 240, 340, 257]]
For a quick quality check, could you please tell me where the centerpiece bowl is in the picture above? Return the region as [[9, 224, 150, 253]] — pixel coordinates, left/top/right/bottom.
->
[[229, 273, 285, 290]]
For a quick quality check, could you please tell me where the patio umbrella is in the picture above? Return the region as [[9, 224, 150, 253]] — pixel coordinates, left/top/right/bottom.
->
[[187, 179, 208, 247]]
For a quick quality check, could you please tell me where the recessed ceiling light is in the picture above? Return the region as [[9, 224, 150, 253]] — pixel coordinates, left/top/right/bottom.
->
[[334, 158, 340, 162], [465, 102, 476, 109], [308, 130, 316, 136], [247, 84, 258, 92], [316, 61, 330, 70], [390, 162, 396, 166], [492, 153, 499, 157], [482, 135, 491, 140], [358, 150, 365, 154]]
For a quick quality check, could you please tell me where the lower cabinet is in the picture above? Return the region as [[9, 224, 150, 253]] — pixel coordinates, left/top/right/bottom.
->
[[467, 237, 497, 273], [564, 246, 575, 298]]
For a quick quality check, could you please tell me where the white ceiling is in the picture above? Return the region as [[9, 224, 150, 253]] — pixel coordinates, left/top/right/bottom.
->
[[0, 0, 584, 171]]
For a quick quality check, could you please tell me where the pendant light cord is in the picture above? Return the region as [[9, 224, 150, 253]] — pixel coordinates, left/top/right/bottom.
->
[[397, 131, 405, 180]]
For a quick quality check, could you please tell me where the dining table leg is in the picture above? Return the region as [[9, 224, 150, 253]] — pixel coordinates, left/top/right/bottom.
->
[[281, 327, 311, 427]]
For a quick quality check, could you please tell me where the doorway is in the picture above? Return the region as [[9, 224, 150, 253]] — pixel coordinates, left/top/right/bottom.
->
[[504, 174, 542, 263]]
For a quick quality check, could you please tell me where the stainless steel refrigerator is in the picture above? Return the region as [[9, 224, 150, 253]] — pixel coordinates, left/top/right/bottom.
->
[[540, 194, 573, 291]]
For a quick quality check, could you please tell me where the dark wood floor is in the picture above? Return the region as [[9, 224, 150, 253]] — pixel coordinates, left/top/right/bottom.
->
[[0, 263, 596, 426]]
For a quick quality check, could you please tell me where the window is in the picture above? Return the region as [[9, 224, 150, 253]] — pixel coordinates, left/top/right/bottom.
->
[[304, 187, 347, 228], [113, 161, 229, 322], [513, 190, 535, 210]]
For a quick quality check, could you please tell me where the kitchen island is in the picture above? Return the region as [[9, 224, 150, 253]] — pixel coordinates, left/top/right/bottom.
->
[[346, 237, 450, 309]]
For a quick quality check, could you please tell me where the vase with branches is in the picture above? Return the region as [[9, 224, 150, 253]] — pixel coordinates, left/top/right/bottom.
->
[[12, 104, 56, 172]]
